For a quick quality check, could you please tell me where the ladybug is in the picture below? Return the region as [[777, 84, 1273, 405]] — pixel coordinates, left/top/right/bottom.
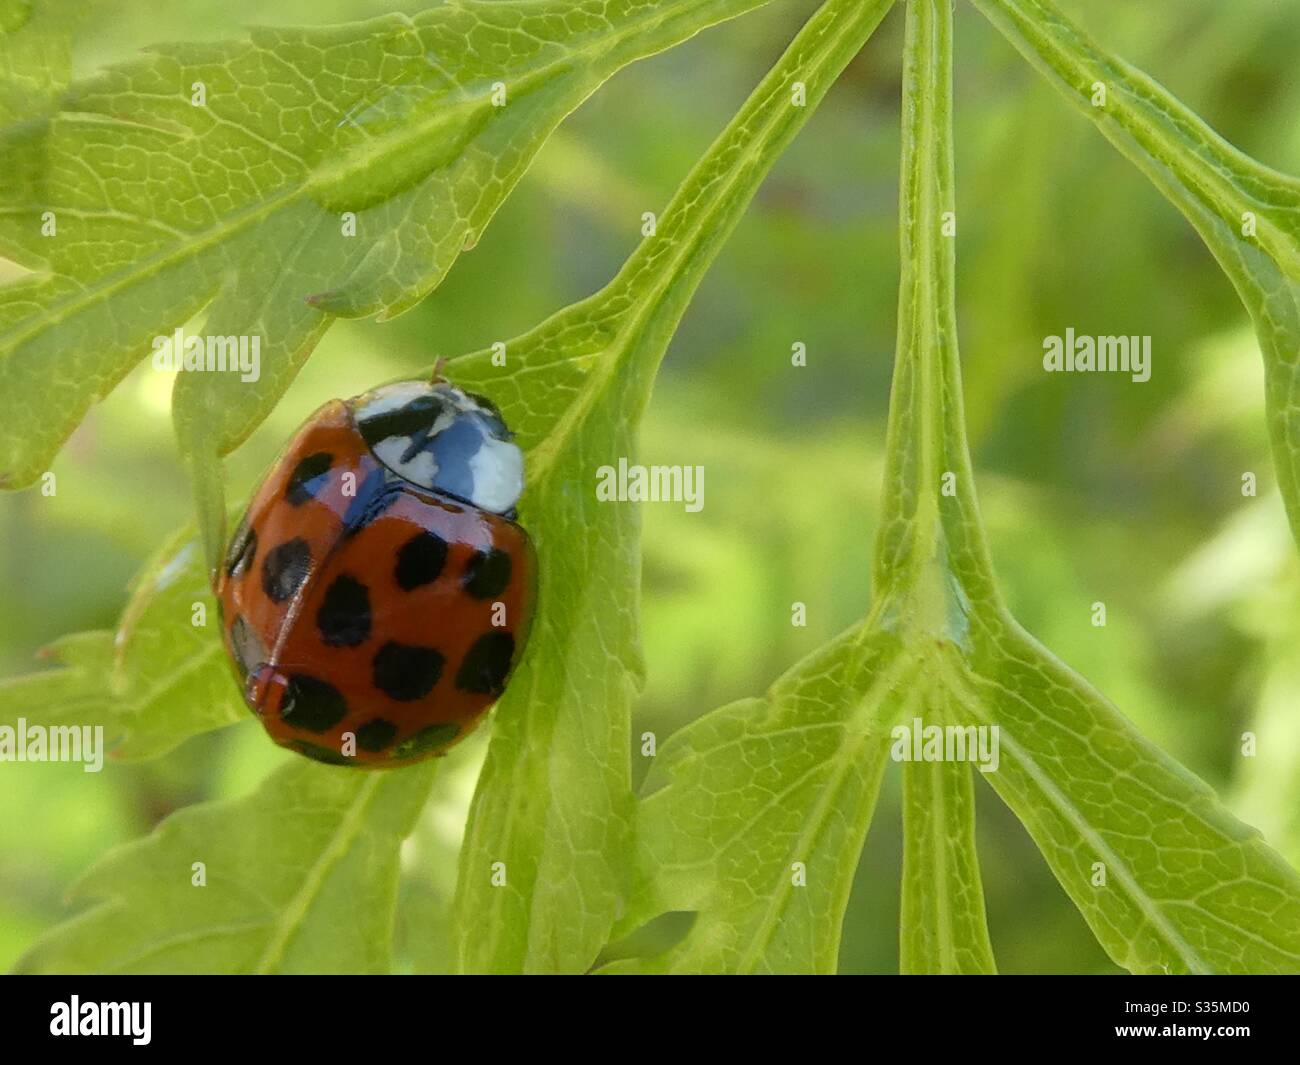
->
[[214, 371, 536, 768]]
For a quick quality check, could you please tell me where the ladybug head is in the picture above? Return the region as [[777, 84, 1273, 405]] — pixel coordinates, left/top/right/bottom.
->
[[348, 379, 524, 515]]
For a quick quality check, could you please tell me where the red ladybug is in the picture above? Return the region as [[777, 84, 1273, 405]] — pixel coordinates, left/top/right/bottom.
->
[[215, 373, 535, 768]]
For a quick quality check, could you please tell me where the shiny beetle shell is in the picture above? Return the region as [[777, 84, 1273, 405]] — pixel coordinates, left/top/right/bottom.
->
[[215, 378, 535, 768]]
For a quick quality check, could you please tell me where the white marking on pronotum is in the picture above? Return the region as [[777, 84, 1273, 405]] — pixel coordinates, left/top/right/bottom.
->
[[467, 436, 524, 514], [374, 437, 438, 489]]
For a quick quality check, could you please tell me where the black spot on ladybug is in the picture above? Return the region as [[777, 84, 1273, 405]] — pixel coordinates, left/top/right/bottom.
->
[[455, 631, 515, 696], [290, 740, 356, 767], [224, 516, 257, 579], [262, 538, 312, 603], [316, 575, 371, 647], [357, 392, 447, 448], [465, 392, 511, 439], [390, 722, 460, 760], [285, 451, 333, 505], [281, 673, 348, 732], [465, 390, 503, 419], [373, 641, 445, 701], [341, 466, 395, 535], [462, 547, 512, 600], [355, 718, 398, 752], [395, 529, 448, 589]]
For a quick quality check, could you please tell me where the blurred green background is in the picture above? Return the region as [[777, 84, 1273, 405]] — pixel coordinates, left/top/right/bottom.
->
[[2, 0, 1300, 974]]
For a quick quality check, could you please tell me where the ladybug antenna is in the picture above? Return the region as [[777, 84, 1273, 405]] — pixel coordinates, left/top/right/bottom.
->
[[431, 356, 449, 384]]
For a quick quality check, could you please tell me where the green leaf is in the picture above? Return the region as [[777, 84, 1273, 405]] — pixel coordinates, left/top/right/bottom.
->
[[887, 0, 1300, 977], [901, 757, 996, 974], [606, 0, 991, 977], [611, 0, 1300, 976], [970, 0, 1300, 551], [1234, 641, 1300, 871], [0, 630, 116, 745], [949, 623, 1300, 975], [0, 0, 84, 124], [0, 528, 244, 761], [0, 0, 775, 504], [889, 0, 1300, 975], [604, 626, 908, 974], [110, 530, 246, 758], [17, 759, 436, 974], [450, 0, 899, 974], [883, 0, 994, 977]]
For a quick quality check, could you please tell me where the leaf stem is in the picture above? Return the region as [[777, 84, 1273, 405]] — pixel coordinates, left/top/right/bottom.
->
[[872, 0, 1000, 637]]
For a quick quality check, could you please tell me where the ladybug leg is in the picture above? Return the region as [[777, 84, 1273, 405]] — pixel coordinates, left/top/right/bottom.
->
[[244, 664, 290, 719]]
